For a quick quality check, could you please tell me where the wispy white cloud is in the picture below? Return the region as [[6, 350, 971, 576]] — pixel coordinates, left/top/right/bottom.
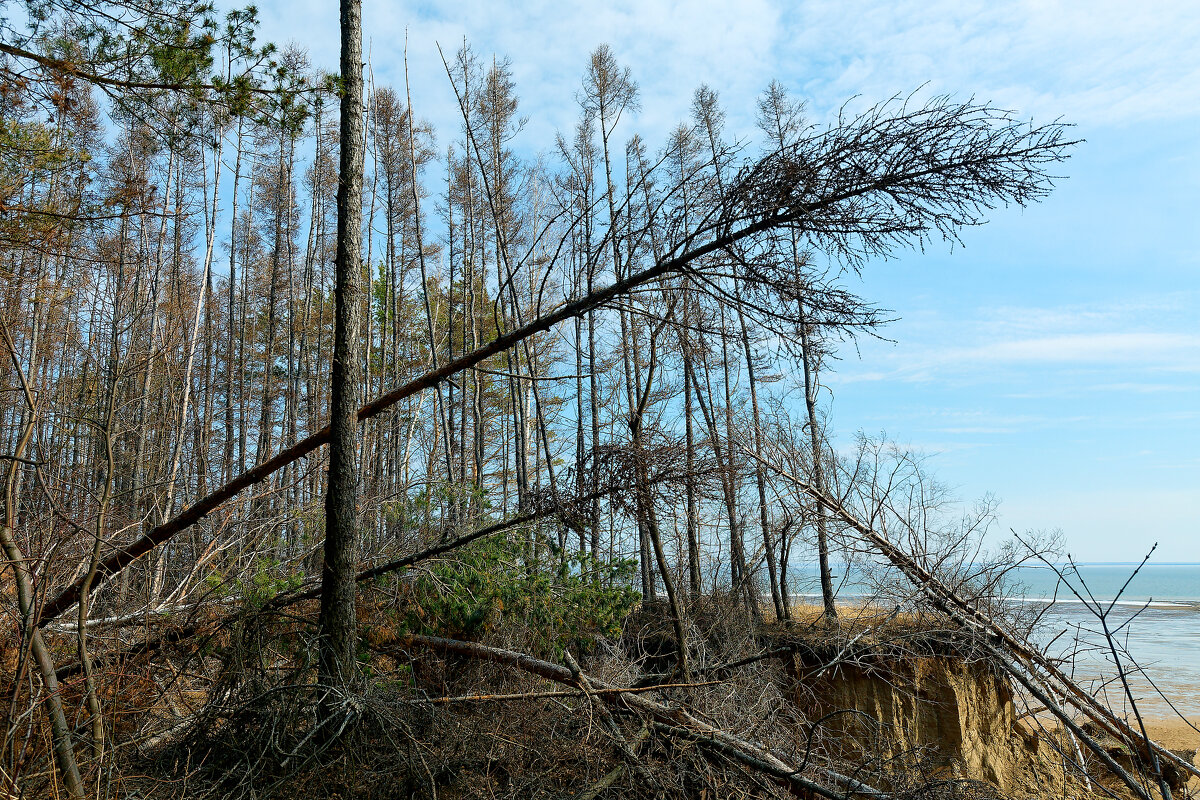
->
[[978, 296, 1198, 334], [958, 332, 1200, 366], [1091, 383, 1197, 394], [836, 293, 1200, 385], [838, 333, 1200, 383], [775, 0, 1200, 126], [245, 0, 1200, 166], [1006, 382, 1198, 399], [253, 0, 782, 155]]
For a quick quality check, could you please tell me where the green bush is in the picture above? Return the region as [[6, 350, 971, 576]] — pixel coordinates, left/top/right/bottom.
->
[[400, 532, 640, 657], [241, 557, 305, 606]]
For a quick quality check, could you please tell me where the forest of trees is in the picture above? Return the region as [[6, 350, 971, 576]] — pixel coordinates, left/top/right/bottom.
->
[[15, 3, 1186, 799]]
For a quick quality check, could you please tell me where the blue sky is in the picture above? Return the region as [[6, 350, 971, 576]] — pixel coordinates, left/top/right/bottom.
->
[[244, 0, 1200, 561]]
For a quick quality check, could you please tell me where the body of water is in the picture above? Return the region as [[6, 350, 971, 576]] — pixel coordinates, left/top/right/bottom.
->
[[1010, 562, 1200, 605], [1012, 564, 1200, 720]]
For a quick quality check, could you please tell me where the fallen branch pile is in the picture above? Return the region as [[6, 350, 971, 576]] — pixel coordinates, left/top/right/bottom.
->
[[750, 452, 1195, 800], [379, 632, 888, 800]]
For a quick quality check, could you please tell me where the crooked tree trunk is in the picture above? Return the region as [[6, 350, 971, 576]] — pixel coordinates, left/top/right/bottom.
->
[[629, 327, 690, 681], [0, 334, 84, 799]]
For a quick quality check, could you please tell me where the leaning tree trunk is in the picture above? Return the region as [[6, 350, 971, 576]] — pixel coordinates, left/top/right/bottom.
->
[[319, 0, 365, 696], [0, 336, 84, 799]]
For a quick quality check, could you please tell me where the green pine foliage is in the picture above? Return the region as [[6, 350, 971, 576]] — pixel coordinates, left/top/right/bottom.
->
[[396, 534, 641, 658]]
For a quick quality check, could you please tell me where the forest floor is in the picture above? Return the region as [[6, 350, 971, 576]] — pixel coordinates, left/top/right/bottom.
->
[[14, 592, 1197, 798]]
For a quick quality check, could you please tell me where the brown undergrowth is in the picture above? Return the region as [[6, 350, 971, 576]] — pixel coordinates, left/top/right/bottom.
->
[[20, 592, 1191, 799]]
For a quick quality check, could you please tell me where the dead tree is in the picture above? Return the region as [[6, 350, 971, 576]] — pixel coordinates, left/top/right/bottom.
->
[[751, 448, 1196, 800], [36, 95, 1075, 636]]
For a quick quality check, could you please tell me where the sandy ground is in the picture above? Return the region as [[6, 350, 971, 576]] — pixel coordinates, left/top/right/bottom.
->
[[1143, 718, 1200, 753], [1145, 714, 1200, 798], [1123, 718, 1200, 796]]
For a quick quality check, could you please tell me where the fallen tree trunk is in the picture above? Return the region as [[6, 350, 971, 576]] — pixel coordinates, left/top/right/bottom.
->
[[34, 216, 766, 627], [51, 493, 619, 682], [750, 452, 1192, 798], [380, 632, 886, 800], [36, 106, 1073, 627]]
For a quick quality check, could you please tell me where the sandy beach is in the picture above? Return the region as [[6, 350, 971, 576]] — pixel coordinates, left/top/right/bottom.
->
[[1146, 719, 1200, 793], [1142, 718, 1200, 751], [1144, 718, 1200, 782]]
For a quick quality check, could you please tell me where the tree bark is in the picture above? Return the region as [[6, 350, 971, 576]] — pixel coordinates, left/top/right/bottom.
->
[[37, 110, 1072, 626], [319, 0, 365, 693], [735, 287, 784, 619]]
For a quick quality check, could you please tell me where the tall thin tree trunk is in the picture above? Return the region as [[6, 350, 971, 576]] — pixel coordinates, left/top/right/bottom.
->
[[734, 290, 784, 619], [154, 137, 222, 603], [320, 0, 366, 693], [404, 54, 452, 484], [798, 302, 837, 620], [133, 133, 176, 595], [763, 92, 839, 621], [682, 324, 701, 599], [256, 135, 288, 471], [719, 306, 759, 617], [686, 336, 759, 620], [225, 117, 244, 486]]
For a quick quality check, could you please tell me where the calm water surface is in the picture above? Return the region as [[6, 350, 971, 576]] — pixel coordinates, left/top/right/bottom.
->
[[1014, 564, 1200, 719]]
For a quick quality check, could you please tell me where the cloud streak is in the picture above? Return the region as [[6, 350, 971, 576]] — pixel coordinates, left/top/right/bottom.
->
[[840, 330, 1200, 384], [245, 0, 1200, 167], [777, 0, 1200, 126], [959, 332, 1200, 366], [836, 292, 1200, 386]]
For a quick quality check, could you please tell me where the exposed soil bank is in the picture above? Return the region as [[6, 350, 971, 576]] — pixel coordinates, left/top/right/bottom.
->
[[769, 609, 1198, 799], [789, 645, 1068, 797]]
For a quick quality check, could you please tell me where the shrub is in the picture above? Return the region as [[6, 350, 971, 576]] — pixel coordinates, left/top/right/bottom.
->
[[397, 532, 640, 657]]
